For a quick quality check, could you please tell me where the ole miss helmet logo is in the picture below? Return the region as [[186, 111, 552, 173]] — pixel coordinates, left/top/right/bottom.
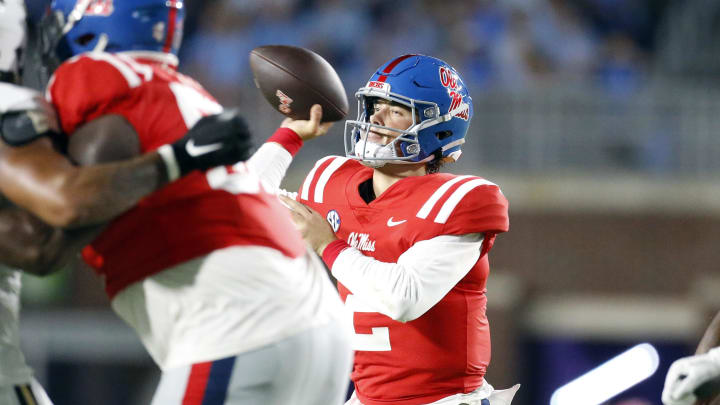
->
[[83, 0, 114, 16], [439, 66, 470, 121]]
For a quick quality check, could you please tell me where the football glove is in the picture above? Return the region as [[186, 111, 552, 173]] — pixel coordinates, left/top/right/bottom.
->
[[158, 110, 253, 181], [662, 347, 720, 405]]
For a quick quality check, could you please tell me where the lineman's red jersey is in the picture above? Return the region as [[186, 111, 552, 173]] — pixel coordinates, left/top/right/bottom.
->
[[47, 52, 305, 298], [298, 156, 509, 405]]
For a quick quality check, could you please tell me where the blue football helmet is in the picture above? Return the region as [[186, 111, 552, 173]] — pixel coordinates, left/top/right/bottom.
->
[[344, 54, 473, 168], [40, 0, 184, 65]]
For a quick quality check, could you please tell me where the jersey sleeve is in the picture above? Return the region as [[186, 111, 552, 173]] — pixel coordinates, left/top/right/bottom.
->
[[46, 53, 139, 136], [246, 128, 300, 193], [439, 179, 509, 236], [329, 233, 485, 322]]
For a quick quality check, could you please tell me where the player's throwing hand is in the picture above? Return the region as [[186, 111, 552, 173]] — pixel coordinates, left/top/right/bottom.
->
[[281, 104, 333, 141], [158, 110, 253, 180], [662, 348, 720, 405]]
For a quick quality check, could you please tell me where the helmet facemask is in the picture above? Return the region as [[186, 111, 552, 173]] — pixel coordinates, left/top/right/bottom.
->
[[344, 89, 443, 168]]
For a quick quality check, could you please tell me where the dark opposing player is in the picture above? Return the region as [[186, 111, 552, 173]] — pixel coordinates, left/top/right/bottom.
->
[[0, 2, 58, 402]]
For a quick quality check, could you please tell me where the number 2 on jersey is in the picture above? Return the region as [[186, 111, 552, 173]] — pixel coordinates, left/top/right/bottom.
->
[[345, 294, 391, 351]]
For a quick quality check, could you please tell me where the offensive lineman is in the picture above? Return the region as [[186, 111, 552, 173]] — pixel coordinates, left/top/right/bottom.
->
[[9, 1, 353, 404], [0, 0, 254, 403]]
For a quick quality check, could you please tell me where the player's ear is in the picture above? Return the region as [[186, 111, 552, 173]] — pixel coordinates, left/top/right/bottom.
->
[[67, 114, 140, 165]]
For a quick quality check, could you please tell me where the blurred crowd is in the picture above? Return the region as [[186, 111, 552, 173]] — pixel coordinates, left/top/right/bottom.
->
[[179, 0, 666, 106]]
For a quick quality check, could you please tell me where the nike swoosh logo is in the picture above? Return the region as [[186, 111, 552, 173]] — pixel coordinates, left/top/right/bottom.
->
[[185, 139, 223, 157], [387, 217, 407, 227]]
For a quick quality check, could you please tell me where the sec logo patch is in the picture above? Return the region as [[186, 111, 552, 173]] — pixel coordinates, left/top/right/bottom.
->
[[326, 210, 341, 232]]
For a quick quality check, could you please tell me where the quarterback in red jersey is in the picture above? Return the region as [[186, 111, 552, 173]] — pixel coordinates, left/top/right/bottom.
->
[[276, 55, 520, 405], [32, 1, 353, 404]]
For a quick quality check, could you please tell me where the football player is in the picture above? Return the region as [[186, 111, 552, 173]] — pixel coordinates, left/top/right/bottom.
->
[[26, 1, 353, 404], [269, 55, 520, 404], [663, 310, 720, 405], [0, 2, 57, 403]]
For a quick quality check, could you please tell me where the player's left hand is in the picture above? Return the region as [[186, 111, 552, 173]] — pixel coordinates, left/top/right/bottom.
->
[[662, 349, 720, 405], [159, 109, 253, 181], [278, 194, 337, 255]]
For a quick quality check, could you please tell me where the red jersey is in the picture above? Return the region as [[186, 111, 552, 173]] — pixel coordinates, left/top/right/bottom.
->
[[47, 51, 305, 298], [298, 156, 509, 405]]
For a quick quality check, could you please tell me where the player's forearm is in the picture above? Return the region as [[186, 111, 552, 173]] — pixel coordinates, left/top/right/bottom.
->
[[55, 153, 168, 228], [0, 152, 167, 228], [697, 311, 720, 355], [247, 142, 294, 191], [0, 205, 64, 274], [248, 128, 302, 192]]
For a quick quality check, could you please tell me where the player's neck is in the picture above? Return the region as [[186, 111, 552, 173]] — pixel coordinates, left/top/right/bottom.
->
[[372, 163, 427, 197]]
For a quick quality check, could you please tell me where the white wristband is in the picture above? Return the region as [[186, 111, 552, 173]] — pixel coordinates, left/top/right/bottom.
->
[[157, 144, 181, 182]]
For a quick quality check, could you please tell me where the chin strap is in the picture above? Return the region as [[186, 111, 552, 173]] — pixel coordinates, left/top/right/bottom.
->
[[93, 33, 109, 53]]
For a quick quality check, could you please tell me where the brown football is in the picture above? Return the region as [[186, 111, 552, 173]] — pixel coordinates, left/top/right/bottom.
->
[[249, 45, 349, 122]]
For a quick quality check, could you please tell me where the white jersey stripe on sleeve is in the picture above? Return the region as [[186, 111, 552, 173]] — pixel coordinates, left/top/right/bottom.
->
[[300, 156, 335, 201], [86, 52, 142, 88], [416, 175, 474, 219], [314, 157, 348, 203], [433, 178, 497, 224]]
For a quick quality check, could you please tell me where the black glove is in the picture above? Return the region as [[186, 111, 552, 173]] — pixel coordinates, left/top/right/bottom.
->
[[157, 109, 253, 181]]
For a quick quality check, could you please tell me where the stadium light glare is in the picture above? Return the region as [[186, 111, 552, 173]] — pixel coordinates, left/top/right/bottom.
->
[[549, 343, 660, 405]]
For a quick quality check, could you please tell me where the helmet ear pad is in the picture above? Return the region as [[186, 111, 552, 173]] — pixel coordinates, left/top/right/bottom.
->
[[413, 130, 442, 161]]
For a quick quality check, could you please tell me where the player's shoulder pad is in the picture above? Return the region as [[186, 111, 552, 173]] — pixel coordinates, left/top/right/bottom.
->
[[0, 83, 60, 146], [414, 174, 509, 234], [49, 52, 145, 98], [48, 52, 147, 134], [297, 155, 360, 203]]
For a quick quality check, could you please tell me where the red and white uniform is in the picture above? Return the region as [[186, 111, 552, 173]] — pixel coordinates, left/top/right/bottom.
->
[[46, 52, 345, 371], [296, 156, 509, 405]]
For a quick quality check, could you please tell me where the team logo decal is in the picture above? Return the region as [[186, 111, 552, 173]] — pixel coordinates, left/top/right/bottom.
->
[[326, 210, 341, 232], [347, 232, 376, 252], [367, 81, 391, 94], [83, 0, 114, 16], [438, 66, 470, 121], [275, 90, 293, 115]]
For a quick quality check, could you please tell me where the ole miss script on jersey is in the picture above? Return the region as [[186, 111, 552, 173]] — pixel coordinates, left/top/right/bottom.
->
[[298, 156, 509, 405], [47, 52, 305, 298]]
